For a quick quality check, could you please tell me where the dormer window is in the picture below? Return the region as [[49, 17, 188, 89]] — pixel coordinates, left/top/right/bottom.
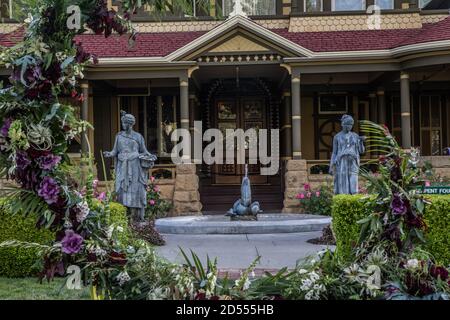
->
[[419, 0, 433, 8], [222, 0, 277, 16], [304, 0, 323, 12], [374, 0, 394, 9], [331, 0, 366, 11]]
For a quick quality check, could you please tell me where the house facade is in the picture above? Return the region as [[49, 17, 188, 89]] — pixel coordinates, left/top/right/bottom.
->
[[1, 0, 450, 214]]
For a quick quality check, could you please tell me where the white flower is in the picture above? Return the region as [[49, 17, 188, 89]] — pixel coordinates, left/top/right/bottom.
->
[[304, 291, 313, 300], [116, 271, 131, 286], [76, 201, 90, 222], [298, 269, 308, 275], [116, 226, 124, 233], [405, 259, 419, 270], [242, 278, 251, 291]]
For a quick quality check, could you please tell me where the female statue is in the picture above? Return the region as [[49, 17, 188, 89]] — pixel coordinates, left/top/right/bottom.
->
[[329, 114, 365, 194], [103, 111, 157, 221]]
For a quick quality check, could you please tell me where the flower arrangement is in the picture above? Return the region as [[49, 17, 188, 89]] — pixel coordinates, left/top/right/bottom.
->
[[0, 0, 197, 298], [296, 183, 333, 216]]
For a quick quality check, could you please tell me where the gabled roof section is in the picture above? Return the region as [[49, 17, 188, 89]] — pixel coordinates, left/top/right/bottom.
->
[[165, 15, 313, 61]]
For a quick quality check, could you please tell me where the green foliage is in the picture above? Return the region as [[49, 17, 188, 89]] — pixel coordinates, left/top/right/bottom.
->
[[298, 183, 333, 216], [145, 180, 172, 220], [332, 195, 450, 266], [423, 196, 450, 265], [0, 198, 54, 277], [331, 195, 369, 261], [108, 202, 129, 244]]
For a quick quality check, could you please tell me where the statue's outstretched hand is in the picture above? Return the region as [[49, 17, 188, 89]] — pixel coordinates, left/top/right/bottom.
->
[[103, 151, 113, 158], [359, 135, 367, 141]]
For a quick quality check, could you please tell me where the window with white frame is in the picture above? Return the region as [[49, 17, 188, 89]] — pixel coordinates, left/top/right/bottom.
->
[[374, 0, 393, 9], [222, 0, 277, 16], [332, 0, 366, 11], [304, 0, 323, 12]]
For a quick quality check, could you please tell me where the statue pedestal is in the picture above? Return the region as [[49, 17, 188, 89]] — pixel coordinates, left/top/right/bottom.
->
[[230, 215, 258, 221]]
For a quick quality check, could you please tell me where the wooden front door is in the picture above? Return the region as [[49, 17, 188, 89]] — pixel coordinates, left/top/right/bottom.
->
[[213, 97, 268, 185]]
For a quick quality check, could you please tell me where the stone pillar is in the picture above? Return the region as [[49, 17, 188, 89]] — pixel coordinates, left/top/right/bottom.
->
[[172, 164, 202, 216], [180, 78, 190, 160], [81, 82, 89, 154], [291, 73, 302, 159], [400, 71, 412, 149], [282, 160, 308, 213], [369, 92, 378, 123], [281, 91, 292, 159], [377, 88, 386, 125]]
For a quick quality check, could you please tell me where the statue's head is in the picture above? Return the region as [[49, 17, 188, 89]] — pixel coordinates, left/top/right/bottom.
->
[[341, 114, 354, 133], [120, 111, 135, 131]]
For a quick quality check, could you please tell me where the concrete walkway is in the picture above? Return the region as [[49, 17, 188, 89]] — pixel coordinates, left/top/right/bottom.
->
[[156, 231, 333, 269]]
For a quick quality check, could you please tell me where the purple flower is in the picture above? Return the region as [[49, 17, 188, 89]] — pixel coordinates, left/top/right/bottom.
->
[[0, 118, 12, 137], [391, 193, 407, 216], [61, 229, 84, 255], [16, 151, 31, 170], [38, 176, 60, 205], [36, 154, 61, 170]]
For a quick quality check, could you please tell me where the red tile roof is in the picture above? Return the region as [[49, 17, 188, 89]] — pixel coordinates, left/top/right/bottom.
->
[[74, 31, 206, 58], [0, 26, 25, 47], [272, 28, 421, 52], [1, 17, 450, 57]]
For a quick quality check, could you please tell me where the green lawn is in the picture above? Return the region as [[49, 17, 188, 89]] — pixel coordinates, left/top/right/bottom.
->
[[0, 277, 90, 300]]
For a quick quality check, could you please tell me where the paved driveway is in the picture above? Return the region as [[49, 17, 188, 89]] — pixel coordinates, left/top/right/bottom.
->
[[156, 231, 333, 270]]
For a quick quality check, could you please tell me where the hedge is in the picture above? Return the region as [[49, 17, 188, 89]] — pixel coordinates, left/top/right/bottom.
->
[[423, 196, 450, 265], [0, 198, 128, 278], [331, 195, 368, 261], [331, 195, 450, 265], [0, 198, 54, 278]]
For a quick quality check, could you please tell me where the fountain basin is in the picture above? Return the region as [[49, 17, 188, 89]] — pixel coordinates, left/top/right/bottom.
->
[[155, 214, 331, 234]]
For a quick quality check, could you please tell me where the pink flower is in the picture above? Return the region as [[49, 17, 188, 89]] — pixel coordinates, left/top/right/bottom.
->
[[150, 176, 155, 183], [149, 199, 155, 206], [425, 181, 431, 187], [306, 192, 312, 198], [97, 192, 106, 202], [153, 186, 159, 192], [315, 191, 320, 197], [303, 183, 310, 191], [296, 193, 304, 199]]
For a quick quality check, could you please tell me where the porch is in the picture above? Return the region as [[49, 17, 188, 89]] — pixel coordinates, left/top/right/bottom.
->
[[81, 61, 450, 214]]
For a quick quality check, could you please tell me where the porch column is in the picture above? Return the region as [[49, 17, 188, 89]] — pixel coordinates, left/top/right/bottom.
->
[[400, 71, 412, 149], [180, 78, 190, 160], [81, 81, 89, 155], [377, 87, 386, 125], [189, 94, 199, 163], [281, 91, 292, 159], [369, 92, 378, 123], [291, 73, 301, 159]]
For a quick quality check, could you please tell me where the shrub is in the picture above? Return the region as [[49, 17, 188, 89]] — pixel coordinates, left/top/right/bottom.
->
[[102, 201, 129, 244], [297, 183, 333, 216], [331, 194, 369, 261], [0, 199, 128, 277], [0, 198, 54, 278], [423, 196, 450, 265], [145, 178, 172, 220], [331, 195, 450, 265]]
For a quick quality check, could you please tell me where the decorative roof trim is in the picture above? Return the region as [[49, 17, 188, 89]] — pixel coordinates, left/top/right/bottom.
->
[[165, 15, 314, 61]]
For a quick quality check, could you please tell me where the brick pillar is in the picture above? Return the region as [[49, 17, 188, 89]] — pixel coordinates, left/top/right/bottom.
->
[[172, 164, 202, 216], [282, 160, 308, 213]]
